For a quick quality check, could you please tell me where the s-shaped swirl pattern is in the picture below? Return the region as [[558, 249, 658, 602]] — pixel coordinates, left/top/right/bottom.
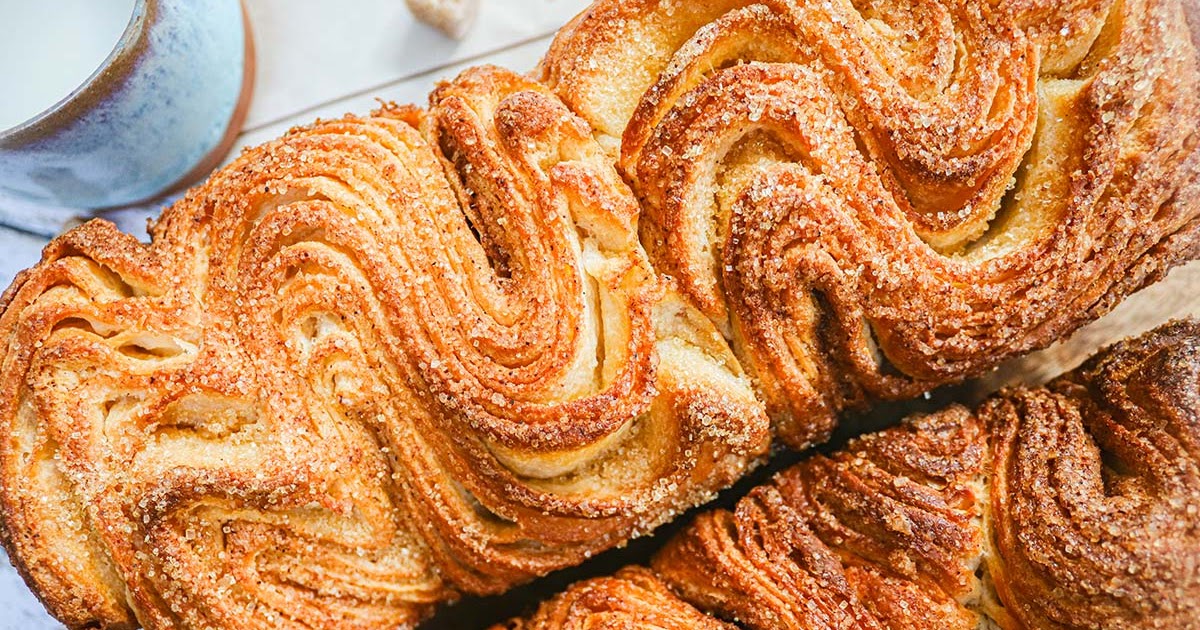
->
[[542, 0, 1200, 448], [0, 67, 768, 628], [4, 0, 1200, 627]]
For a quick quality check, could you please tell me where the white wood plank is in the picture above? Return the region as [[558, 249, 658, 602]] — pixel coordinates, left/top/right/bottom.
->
[[241, 0, 590, 130]]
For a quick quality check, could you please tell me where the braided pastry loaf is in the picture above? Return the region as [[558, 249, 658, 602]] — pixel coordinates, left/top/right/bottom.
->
[[2, 0, 1200, 628], [542, 0, 1200, 449], [503, 319, 1200, 629], [0, 67, 768, 628]]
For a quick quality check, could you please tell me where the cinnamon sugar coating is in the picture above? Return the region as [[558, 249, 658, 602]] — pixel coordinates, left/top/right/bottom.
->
[[0, 67, 767, 628], [2, 0, 1200, 627], [502, 320, 1200, 629], [985, 320, 1200, 627], [542, 0, 1200, 448], [496, 567, 734, 630]]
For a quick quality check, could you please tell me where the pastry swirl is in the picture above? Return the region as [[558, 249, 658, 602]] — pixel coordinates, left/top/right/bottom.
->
[[986, 321, 1200, 627], [502, 320, 1200, 629], [542, 0, 1200, 448], [2, 0, 1200, 627], [0, 67, 768, 628]]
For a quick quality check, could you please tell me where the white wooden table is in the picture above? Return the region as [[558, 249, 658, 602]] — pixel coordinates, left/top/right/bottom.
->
[[0, 1, 1197, 627]]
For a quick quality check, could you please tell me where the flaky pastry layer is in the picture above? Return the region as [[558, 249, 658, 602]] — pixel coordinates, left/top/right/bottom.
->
[[502, 320, 1200, 629], [0, 68, 768, 628], [543, 0, 1200, 448], [2, 0, 1200, 627]]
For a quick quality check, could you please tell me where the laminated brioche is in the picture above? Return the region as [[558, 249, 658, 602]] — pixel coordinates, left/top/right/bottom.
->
[[542, 0, 1200, 448], [0, 67, 768, 628], [2, 0, 1199, 627]]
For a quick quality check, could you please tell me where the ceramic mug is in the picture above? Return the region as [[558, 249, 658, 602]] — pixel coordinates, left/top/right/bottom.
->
[[0, 0, 254, 209]]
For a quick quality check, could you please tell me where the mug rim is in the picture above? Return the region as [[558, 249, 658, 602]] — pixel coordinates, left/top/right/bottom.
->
[[0, 0, 153, 143]]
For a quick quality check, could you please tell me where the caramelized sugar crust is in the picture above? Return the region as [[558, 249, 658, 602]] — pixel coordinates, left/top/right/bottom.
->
[[542, 0, 1200, 448], [496, 567, 735, 630], [3, 0, 1200, 627], [504, 320, 1200, 629], [0, 68, 768, 629]]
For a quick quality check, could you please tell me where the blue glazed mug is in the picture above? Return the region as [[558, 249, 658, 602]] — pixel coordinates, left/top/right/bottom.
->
[[0, 0, 254, 209]]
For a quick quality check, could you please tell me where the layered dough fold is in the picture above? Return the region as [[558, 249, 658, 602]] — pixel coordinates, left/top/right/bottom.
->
[[1, 0, 1200, 627], [542, 0, 1200, 448], [0, 68, 768, 628], [503, 320, 1200, 629]]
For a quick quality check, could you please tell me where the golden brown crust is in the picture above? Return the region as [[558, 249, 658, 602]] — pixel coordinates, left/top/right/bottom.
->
[[654, 405, 993, 630], [0, 66, 768, 629], [508, 320, 1200, 629], [490, 567, 733, 630], [985, 319, 1200, 628], [542, 0, 1200, 448], [4, 1, 1200, 627]]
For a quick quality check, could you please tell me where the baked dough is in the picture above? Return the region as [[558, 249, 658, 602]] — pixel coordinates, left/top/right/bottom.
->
[[502, 320, 1200, 629], [0, 67, 768, 629], [542, 0, 1200, 449], [496, 567, 734, 630], [2, 0, 1200, 627]]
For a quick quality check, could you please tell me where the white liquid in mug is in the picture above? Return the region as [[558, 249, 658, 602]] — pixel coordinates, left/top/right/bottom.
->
[[0, 0, 138, 132]]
